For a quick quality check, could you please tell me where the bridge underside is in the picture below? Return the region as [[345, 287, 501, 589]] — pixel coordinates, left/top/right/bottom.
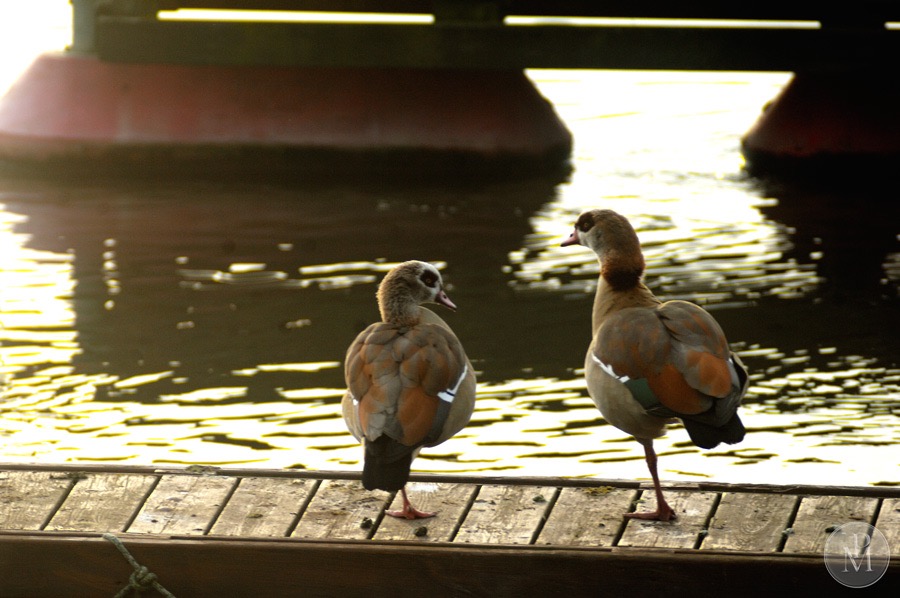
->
[[2, 0, 898, 178], [76, 0, 900, 72]]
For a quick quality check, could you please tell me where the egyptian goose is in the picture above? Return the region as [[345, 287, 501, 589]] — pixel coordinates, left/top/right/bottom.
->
[[342, 261, 476, 519], [562, 209, 748, 521]]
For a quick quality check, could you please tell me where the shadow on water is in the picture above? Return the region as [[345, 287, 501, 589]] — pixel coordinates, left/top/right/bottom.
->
[[755, 176, 899, 304], [0, 172, 574, 394], [719, 175, 899, 486], [715, 173, 900, 359]]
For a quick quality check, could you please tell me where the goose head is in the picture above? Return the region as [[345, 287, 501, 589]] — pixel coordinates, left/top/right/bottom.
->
[[561, 209, 645, 289], [377, 261, 455, 325]]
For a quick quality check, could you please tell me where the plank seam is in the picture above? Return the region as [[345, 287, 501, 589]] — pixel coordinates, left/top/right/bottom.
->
[[695, 492, 723, 550], [623, 488, 644, 518], [610, 490, 641, 547], [448, 484, 481, 543], [38, 473, 80, 531], [869, 497, 884, 527], [776, 495, 803, 553], [528, 486, 562, 545], [365, 491, 396, 540], [121, 474, 163, 533], [202, 476, 242, 535], [283, 478, 322, 538]]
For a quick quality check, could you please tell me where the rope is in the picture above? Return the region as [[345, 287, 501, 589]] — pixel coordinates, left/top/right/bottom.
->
[[102, 533, 176, 598]]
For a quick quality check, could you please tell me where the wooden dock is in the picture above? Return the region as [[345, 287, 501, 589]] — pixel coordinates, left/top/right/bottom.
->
[[0, 463, 897, 596]]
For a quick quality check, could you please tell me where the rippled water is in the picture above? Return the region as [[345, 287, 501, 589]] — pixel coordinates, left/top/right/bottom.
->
[[0, 3, 897, 488]]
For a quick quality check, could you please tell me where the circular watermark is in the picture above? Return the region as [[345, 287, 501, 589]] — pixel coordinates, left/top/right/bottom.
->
[[824, 522, 891, 588]]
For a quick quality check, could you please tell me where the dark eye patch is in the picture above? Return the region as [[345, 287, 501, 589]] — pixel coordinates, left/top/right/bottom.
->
[[576, 213, 594, 233], [420, 271, 438, 287]]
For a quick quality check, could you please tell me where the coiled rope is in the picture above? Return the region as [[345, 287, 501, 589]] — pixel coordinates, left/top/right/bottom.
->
[[102, 533, 176, 598]]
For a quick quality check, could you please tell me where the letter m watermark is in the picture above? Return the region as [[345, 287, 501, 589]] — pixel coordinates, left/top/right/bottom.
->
[[842, 532, 873, 573]]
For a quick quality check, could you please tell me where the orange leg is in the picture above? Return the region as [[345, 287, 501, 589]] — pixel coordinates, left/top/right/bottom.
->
[[386, 487, 436, 520], [625, 440, 677, 522]]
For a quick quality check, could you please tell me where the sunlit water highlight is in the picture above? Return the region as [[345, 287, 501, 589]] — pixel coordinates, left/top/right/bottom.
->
[[0, 2, 897, 489]]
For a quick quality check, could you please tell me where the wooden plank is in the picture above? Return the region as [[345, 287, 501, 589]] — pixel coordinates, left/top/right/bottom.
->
[[783, 495, 880, 554], [0, 470, 72, 531], [127, 473, 236, 535], [453, 484, 554, 545], [0, 532, 858, 598], [618, 490, 718, 549], [373, 482, 477, 542], [209, 476, 316, 537], [45, 473, 157, 533], [536, 486, 636, 547], [702, 492, 797, 552], [291, 478, 390, 541], [874, 497, 900, 557], [3, 464, 898, 499]]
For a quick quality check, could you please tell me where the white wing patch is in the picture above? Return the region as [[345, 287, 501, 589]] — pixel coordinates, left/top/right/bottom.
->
[[591, 352, 631, 383], [438, 364, 468, 403]]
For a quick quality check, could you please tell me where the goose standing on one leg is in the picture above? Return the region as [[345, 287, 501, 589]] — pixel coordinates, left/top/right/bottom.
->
[[561, 209, 748, 521], [342, 260, 476, 519]]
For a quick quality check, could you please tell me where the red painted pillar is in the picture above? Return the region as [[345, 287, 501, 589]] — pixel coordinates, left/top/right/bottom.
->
[[741, 70, 900, 178], [0, 52, 572, 177]]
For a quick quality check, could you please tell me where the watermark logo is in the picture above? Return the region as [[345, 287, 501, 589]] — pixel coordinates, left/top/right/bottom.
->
[[824, 522, 891, 588]]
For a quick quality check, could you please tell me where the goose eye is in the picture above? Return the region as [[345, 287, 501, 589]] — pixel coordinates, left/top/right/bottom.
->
[[577, 215, 593, 233], [420, 271, 438, 288]]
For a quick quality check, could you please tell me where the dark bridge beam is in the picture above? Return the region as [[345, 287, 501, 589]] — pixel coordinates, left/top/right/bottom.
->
[[93, 19, 899, 72], [74, 0, 900, 72], [148, 0, 900, 23]]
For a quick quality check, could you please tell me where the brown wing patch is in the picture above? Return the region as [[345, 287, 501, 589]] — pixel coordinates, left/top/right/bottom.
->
[[396, 387, 440, 446], [646, 364, 707, 415], [343, 321, 466, 447], [596, 303, 736, 414], [596, 308, 669, 380], [682, 348, 733, 398], [658, 301, 729, 357], [659, 301, 735, 398]]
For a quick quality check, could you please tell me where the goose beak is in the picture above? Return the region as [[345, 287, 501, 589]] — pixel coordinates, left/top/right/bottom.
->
[[561, 229, 580, 247], [436, 289, 457, 311]]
